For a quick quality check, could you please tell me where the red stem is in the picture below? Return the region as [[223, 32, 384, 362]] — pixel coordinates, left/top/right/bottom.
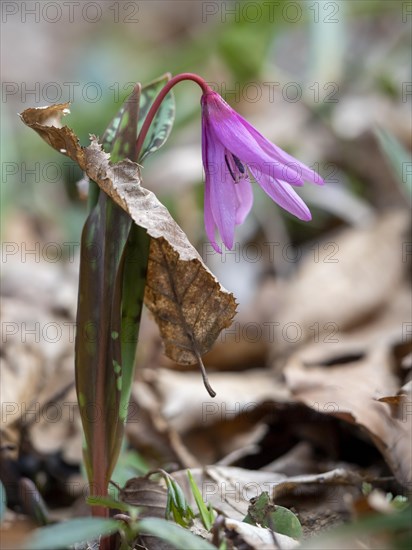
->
[[135, 73, 209, 159]]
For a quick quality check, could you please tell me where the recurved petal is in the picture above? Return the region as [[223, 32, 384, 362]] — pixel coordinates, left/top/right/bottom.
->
[[208, 112, 287, 179], [234, 177, 254, 225], [213, 118, 311, 186], [238, 116, 324, 186], [251, 169, 312, 221], [203, 92, 323, 186], [203, 93, 285, 174]]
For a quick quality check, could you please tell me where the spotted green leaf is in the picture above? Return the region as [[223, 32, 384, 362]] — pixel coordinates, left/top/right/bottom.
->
[[138, 73, 175, 162]]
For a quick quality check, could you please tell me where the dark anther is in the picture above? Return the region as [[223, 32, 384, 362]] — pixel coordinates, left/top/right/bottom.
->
[[233, 155, 245, 174], [224, 154, 236, 182]]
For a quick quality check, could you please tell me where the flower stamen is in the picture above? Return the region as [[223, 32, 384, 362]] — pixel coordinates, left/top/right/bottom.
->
[[232, 154, 245, 174], [225, 152, 246, 184], [224, 154, 237, 182]]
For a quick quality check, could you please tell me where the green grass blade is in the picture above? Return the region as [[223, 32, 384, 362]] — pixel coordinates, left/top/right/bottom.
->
[[376, 127, 412, 198], [187, 470, 214, 531]]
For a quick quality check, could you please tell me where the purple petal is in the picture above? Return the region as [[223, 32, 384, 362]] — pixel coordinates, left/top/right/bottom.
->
[[202, 94, 282, 171], [202, 92, 324, 187], [202, 117, 237, 250], [209, 162, 237, 250], [202, 114, 220, 252], [251, 169, 312, 221], [239, 116, 324, 186], [204, 176, 221, 253], [234, 177, 254, 225]]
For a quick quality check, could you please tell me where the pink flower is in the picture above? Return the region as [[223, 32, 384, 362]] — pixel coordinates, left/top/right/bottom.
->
[[201, 91, 324, 252]]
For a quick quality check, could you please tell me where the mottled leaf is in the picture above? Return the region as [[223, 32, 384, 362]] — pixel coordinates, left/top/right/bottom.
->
[[102, 83, 141, 163], [137, 73, 175, 162], [107, 78, 163, 420], [76, 191, 130, 486]]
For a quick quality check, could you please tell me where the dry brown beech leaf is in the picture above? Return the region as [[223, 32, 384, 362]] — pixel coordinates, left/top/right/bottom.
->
[[270, 210, 410, 360], [223, 518, 299, 550], [19, 103, 237, 397], [119, 477, 175, 550], [19, 103, 86, 168], [284, 338, 412, 487], [172, 466, 364, 523], [120, 476, 168, 517]]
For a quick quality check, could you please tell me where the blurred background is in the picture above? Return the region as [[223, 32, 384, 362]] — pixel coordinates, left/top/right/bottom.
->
[[1, 0, 411, 545], [2, 0, 410, 298]]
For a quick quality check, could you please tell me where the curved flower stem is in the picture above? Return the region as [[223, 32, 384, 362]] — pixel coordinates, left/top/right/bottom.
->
[[135, 73, 209, 159]]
